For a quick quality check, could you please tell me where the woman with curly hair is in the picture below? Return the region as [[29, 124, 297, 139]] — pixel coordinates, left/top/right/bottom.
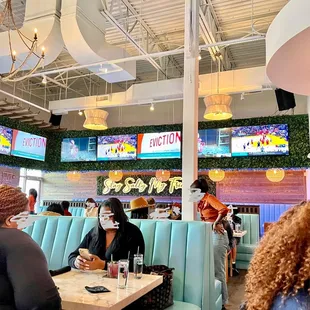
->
[[243, 201, 310, 310]]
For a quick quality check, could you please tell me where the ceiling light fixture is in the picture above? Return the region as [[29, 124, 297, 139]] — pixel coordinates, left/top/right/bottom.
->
[[0, 0, 46, 82], [99, 64, 108, 74], [198, 54, 202, 61], [204, 56, 232, 121], [150, 103, 155, 111], [42, 75, 47, 84], [241, 92, 245, 100], [78, 110, 83, 116], [83, 109, 109, 130]]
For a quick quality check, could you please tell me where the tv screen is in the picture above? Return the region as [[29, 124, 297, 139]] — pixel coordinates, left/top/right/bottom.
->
[[61, 137, 97, 162], [11, 130, 47, 161], [137, 131, 181, 159], [97, 135, 137, 161], [198, 128, 231, 158], [231, 124, 289, 157], [0, 125, 13, 155]]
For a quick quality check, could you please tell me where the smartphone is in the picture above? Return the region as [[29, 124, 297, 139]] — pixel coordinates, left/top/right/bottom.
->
[[85, 286, 110, 294], [79, 248, 92, 261]]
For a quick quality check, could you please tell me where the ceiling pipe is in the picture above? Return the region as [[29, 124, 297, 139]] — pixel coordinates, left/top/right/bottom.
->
[[29, 35, 265, 78]]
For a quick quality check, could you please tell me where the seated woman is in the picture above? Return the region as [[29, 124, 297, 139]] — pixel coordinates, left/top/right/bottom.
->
[[68, 197, 145, 271], [84, 198, 99, 217], [40, 203, 64, 216], [0, 185, 61, 310], [243, 201, 310, 310]]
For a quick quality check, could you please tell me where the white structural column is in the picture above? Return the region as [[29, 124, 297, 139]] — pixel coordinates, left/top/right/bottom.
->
[[182, 0, 200, 221]]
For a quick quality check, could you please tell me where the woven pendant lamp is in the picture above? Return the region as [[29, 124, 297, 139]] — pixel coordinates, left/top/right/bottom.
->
[[83, 109, 108, 130]]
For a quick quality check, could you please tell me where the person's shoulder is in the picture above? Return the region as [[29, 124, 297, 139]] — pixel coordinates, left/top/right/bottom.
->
[[271, 292, 310, 309], [125, 222, 142, 233], [0, 228, 39, 249]]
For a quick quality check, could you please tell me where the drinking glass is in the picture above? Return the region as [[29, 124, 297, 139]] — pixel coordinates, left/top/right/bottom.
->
[[133, 254, 143, 279], [117, 259, 129, 289], [107, 261, 119, 278]]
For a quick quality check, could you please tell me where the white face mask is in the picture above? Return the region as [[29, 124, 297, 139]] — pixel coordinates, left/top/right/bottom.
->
[[99, 211, 119, 230], [10, 211, 40, 230], [86, 202, 96, 208], [188, 188, 205, 202]]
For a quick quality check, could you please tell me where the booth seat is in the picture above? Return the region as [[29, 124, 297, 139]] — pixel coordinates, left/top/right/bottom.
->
[[24, 217, 221, 310], [36, 206, 85, 217], [236, 214, 259, 270]]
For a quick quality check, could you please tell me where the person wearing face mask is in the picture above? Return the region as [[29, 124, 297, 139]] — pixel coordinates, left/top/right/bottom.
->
[[68, 197, 145, 271], [84, 198, 99, 217], [0, 185, 61, 310]]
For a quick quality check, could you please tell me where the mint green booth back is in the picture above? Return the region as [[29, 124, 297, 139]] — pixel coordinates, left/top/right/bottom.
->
[[37, 206, 85, 217], [237, 214, 259, 269], [24, 217, 217, 310]]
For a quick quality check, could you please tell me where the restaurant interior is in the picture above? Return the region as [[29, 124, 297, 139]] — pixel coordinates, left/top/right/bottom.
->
[[0, 0, 309, 310]]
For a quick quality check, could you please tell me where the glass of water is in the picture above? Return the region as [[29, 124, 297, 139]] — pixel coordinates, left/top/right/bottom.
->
[[134, 254, 143, 279], [117, 259, 129, 289]]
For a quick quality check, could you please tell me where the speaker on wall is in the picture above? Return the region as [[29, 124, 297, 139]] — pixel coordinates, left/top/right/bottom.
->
[[49, 114, 62, 126], [275, 88, 296, 111]]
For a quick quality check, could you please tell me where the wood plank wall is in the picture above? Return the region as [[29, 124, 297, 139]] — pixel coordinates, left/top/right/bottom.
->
[[216, 170, 306, 204]]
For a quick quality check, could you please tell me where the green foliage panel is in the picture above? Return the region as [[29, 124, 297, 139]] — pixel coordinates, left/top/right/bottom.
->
[[0, 114, 309, 171]]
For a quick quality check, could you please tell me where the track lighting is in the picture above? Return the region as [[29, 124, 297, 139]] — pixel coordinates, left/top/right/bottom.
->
[[198, 53, 202, 61], [78, 110, 83, 116]]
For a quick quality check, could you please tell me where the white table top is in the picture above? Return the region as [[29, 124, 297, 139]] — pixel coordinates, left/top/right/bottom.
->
[[53, 270, 163, 310], [233, 230, 247, 238]]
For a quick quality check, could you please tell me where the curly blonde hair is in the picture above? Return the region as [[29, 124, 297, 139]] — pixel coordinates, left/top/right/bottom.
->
[[245, 201, 310, 310]]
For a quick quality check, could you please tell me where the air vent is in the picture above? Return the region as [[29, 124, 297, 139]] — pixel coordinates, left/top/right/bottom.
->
[[96, 95, 111, 102]]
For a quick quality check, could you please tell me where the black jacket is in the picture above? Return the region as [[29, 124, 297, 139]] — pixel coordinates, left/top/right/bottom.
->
[[68, 222, 145, 271]]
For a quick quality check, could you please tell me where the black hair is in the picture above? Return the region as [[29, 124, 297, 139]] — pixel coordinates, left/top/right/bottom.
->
[[190, 178, 209, 193], [99, 198, 128, 232], [29, 188, 38, 200], [47, 203, 64, 215], [131, 208, 148, 219], [61, 201, 70, 211]]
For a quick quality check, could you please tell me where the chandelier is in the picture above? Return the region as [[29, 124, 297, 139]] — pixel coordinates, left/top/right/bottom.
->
[[204, 56, 232, 121], [0, 0, 45, 82]]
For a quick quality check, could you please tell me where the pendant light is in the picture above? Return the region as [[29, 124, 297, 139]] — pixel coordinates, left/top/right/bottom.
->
[[108, 170, 123, 182], [83, 109, 108, 130], [266, 169, 285, 183], [66, 171, 81, 182], [204, 56, 232, 121], [155, 170, 171, 182], [208, 169, 225, 182]]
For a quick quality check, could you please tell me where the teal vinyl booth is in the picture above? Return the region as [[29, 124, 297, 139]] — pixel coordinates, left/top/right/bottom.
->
[[24, 216, 222, 310]]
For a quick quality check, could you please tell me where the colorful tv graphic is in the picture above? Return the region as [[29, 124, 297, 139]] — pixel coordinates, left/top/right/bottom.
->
[[11, 130, 47, 161], [61, 137, 97, 162], [97, 135, 137, 161], [231, 124, 289, 156], [0, 125, 13, 155], [198, 128, 231, 158], [137, 131, 181, 159]]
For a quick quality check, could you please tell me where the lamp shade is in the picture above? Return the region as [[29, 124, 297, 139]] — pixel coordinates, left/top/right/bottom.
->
[[83, 109, 108, 130], [266, 169, 285, 182], [108, 170, 123, 182], [66, 171, 81, 182], [208, 169, 225, 182], [155, 170, 171, 182], [204, 94, 233, 121]]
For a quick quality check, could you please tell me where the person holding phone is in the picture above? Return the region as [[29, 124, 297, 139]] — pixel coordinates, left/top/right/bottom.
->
[[0, 185, 61, 310], [191, 179, 230, 310], [68, 197, 145, 271]]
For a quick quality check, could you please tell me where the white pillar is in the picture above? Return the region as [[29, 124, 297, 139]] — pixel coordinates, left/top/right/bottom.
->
[[182, 0, 200, 221]]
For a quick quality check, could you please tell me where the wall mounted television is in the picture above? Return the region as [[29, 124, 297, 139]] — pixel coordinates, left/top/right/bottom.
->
[[97, 135, 137, 161], [0, 125, 13, 156], [137, 131, 181, 159], [61, 137, 97, 162], [198, 128, 231, 158], [11, 130, 47, 161], [231, 124, 289, 157]]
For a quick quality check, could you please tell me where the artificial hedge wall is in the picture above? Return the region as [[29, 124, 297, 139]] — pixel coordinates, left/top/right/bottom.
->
[[0, 114, 309, 171]]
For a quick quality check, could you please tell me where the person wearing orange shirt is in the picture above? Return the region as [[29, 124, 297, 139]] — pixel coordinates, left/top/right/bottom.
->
[[191, 179, 230, 310], [28, 188, 37, 214]]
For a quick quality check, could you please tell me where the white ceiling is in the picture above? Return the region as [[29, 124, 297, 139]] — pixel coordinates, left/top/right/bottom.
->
[[0, 0, 289, 103]]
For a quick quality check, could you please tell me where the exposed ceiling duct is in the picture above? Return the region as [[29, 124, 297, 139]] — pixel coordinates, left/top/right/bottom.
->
[[49, 66, 271, 114], [0, 0, 64, 74], [61, 0, 136, 83]]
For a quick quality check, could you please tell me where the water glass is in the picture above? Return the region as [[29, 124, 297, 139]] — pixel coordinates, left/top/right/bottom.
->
[[117, 259, 129, 289], [107, 261, 118, 278], [134, 254, 143, 279], [235, 223, 241, 232]]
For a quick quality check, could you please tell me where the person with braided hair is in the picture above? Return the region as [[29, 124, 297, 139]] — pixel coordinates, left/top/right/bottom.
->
[[243, 201, 310, 310], [0, 185, 61, 310]]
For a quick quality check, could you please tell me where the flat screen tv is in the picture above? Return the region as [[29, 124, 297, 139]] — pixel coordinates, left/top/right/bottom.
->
[[198, 128, 231, 158], [0, 125, 13, 155], [97, 135, 137, 161], [137, 131, 181, 159], [11, 130, 47, 161], [61, 137, 97, 162], [231, 124, 289, 157]]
